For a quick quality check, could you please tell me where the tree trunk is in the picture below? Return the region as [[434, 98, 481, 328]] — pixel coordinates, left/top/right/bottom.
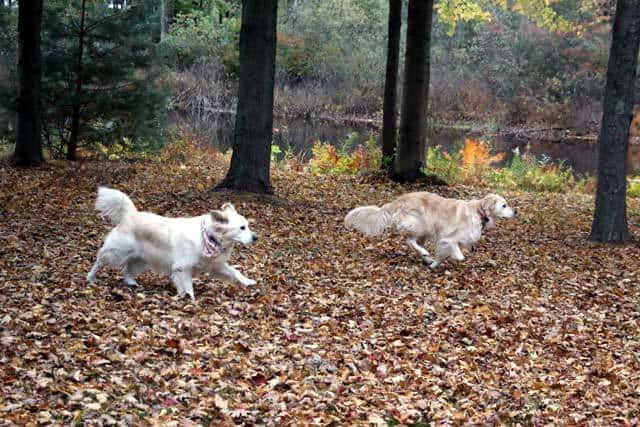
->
[[160, 0, 166, 41], [392, 0, 434, 182], [67, 0, 87, 161], [216, 0, 278, 194], [381, 0, 402, 170], [13, 0, 44, 166], [590, 0, 640, 242]]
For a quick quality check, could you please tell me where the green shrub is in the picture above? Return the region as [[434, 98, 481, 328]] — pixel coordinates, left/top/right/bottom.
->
[[309, 133, 380, 174], [422, 144, 580, 193], [425, 145, 464, 184], [484, 151, 577, 192], [629, 177, 640, 198], [162, 11, 239, 71]]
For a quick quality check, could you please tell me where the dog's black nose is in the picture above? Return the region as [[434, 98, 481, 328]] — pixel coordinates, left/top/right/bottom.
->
[[252, 234, 258, 242]]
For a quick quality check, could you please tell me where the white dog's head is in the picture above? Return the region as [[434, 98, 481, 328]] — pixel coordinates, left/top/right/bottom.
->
[[209, 203, 257, 245], [480, 194, 516, 221]]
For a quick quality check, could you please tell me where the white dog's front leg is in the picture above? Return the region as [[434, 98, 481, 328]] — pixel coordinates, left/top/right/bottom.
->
[[220, 263, 256, 286], [171, 266, 195, 301], [450, 243, 464, 261], [407, 238, 435, 264]]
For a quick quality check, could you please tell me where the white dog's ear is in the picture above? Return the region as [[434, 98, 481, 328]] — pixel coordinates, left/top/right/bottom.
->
[[210, 210, 228, 223], [221, 202, 237, 214]]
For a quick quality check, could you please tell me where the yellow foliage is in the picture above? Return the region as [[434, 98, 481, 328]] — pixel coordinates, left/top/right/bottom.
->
[[460, 138, 505, 181]]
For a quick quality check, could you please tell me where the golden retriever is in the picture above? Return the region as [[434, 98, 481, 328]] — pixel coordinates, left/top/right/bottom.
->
[[345, 192, 516, 268]]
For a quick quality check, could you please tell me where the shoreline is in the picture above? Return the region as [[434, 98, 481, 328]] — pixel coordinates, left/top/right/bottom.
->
[[170, 106, 640, 144]]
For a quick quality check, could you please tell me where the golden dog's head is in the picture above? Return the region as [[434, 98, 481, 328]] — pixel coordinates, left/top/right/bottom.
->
[[481, 194, 516, 219]]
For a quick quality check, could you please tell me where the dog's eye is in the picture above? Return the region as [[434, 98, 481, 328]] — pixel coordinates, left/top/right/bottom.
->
[[240, 226, 246, 230], [502, 204, 507, 208]]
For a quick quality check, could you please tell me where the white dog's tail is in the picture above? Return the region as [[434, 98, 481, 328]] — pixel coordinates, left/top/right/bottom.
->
[[344, 205, 393, 236], [95, 187, 137, 225]]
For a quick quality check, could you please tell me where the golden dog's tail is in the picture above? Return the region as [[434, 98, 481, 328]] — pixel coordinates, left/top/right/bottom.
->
[[95, 187, 137, 225], [344, 205, 392, 236]]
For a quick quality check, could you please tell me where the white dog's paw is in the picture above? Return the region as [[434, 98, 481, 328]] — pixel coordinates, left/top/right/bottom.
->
[[87, 273, 95, 284], [241, 278, 257, 286], [122, 277, 138, 287], [428, 261, 440, 270], [420, 254, 435, 264]]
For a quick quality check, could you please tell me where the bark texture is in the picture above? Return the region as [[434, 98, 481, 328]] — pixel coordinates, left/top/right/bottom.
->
[[590, 0, 640, 242], [14, 0, 44, 166], [393, 0, 434, 182], [216, 0, 278, 194]]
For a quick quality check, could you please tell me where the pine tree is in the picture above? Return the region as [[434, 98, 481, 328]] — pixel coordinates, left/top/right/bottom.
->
[[41, 0, 167, 159]]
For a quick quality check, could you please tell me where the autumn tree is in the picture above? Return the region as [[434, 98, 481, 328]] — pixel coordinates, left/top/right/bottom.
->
[[216, 0, 278, 194], [381, 0, 402, 170], [13, 0, 44, 166], [590, 0, 640, 242], [392, 0, 434, 182]]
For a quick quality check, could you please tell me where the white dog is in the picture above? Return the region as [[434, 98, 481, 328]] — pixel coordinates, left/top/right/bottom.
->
[[345, 192, 515, 268], [87, 187, 257, 300]]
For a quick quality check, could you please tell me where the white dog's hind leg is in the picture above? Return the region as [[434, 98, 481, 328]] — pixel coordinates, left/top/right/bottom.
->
[[87, 260, 102, 283], [122, 258, 146, 287], [219, 263, 256, 286], [171, 266, 194, 301], [407, 238, 435, 264], [87, 246, 120, 283]]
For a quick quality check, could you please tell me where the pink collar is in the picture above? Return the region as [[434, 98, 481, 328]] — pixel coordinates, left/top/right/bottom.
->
[[201, 220, 224, 257], [478, 207, 490, 229]]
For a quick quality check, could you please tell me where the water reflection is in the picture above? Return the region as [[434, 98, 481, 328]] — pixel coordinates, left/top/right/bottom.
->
[[170, 112, 640, 176]]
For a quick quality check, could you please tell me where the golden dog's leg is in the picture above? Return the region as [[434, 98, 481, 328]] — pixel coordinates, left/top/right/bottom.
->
[[407, 238, 435, 264]]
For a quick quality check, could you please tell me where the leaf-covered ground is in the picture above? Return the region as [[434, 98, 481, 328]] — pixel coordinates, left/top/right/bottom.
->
[[1, 153, 640, 425]]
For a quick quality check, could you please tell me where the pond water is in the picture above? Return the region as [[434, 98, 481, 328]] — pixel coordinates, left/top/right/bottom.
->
[[171, 112, 640, 176]]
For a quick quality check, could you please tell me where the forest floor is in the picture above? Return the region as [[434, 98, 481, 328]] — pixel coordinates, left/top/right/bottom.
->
[[1, 150, 640, 425]]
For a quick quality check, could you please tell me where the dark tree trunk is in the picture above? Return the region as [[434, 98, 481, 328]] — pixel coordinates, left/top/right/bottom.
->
[[392, 0, 434, 182], [167, 0, 176, 26], [590, 0, 640, 242], [67, 0, 87, 161], [381, 0, 402, 170], [216, 0, 278, 194], [13, 0, 44, 166], [160, 0, 166, 41]]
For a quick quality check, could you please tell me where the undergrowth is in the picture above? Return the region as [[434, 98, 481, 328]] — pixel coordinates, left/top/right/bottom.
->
[[307, 135, 640, 197], [425, 141, 583, 193], [309, 132, 380, 174]]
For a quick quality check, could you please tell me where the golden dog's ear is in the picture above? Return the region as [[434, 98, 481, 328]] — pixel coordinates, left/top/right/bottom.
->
[[221, 203, 237, 214], [210, 210, 228, 223], [481, 194, 499, 212]]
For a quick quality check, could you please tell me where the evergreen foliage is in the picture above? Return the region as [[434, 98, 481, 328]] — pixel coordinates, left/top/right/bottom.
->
[[0, 1, 167, 158]]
